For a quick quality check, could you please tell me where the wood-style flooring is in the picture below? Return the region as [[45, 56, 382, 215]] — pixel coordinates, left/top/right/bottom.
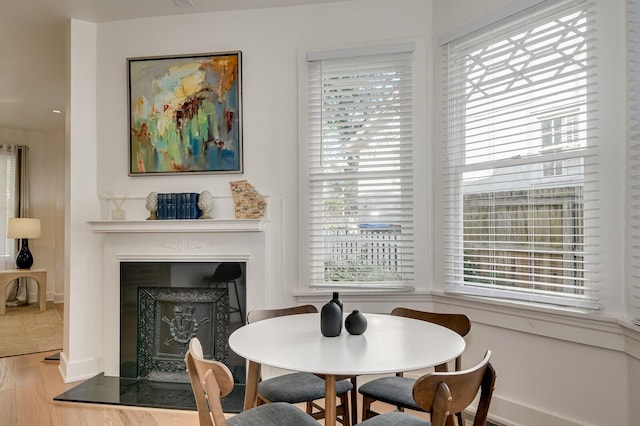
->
[[0, 350, 200, 425]]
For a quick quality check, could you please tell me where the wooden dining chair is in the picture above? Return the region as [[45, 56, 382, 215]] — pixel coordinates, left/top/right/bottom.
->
[[359, 307, 472, 424], [246, 304, 353, 426], [358, 351, 496, 426], [185, 337, 318, 426]]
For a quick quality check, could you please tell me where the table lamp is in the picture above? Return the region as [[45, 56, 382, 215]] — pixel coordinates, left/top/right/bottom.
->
[[7, 218, 41, 269]]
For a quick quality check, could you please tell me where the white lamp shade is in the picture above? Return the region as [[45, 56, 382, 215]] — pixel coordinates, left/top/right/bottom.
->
[[7, 218, 41, 239]]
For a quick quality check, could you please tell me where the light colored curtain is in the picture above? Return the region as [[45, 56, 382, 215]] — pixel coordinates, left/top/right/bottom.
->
[[1, 144, 30, 305], [0, 145, 17, 270]]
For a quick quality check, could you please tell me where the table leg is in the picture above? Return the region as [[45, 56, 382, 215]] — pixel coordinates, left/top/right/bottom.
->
[[244, 360, 260, 410], [324, 374, 337, 426]]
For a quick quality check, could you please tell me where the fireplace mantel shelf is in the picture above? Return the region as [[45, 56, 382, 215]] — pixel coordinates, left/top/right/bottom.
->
[[88, 219, 266, 233]]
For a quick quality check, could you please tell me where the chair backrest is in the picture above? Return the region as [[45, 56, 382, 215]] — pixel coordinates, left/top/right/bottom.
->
[[246, 304, 318, 324], [391, 307, 471, 371], [211, 262, 243, 282], [185, 337, 235, 426], [411, 351, 496, 426], [202, 369, 229, 426]]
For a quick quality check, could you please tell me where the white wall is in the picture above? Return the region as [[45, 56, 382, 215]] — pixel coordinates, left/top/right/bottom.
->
[[61, 18, 104, 382], [94, 0, 431, 303], [61, 0, 640, 424]]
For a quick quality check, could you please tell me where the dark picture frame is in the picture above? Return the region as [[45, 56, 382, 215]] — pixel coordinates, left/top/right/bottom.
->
[[128, 51, 243, 175]]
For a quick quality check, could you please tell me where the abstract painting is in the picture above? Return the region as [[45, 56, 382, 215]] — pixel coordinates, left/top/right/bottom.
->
[[128, 51, 242, 175]]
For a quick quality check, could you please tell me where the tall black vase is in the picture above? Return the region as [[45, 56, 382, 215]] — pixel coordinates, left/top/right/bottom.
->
[[331, 292, 343, 313], [321, 300, 342, 337]]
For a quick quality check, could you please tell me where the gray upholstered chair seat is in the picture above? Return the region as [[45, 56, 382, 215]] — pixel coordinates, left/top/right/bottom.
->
[[359, 308, 472, 423], [358, 411, 429, 426], [258, 371, 353, 403], [227, 402, 319, 426], [358, 376, 422, 411]]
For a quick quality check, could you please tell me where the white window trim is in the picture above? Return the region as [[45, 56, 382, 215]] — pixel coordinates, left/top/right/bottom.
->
[[627, 0, 640, 325]]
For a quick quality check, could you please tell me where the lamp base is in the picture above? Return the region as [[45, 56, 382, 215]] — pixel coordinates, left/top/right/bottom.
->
[[16, 238, 33, 269]]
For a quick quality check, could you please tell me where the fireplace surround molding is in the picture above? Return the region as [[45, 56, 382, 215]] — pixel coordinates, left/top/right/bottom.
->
[[88, 219, 267, 378]]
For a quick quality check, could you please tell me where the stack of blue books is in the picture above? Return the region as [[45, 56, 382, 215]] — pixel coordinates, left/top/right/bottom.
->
[[156, 193, 202, 220]]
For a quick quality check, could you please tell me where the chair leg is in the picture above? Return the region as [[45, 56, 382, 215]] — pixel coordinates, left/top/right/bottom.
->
[[338, 392, 351, 426], [362, 395, 375, 420], [350, 377, 358, 424], [231, 280, 244, 324], [306, 400, 315, 416]]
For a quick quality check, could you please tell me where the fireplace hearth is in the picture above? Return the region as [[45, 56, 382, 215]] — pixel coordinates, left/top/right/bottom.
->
[[55, 260, 247, 412]]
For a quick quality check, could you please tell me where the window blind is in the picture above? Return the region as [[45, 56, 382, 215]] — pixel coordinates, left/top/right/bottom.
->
[[628, 0, 640, 324], [306, 48, 415, 288], [442, 0, 600, 309]]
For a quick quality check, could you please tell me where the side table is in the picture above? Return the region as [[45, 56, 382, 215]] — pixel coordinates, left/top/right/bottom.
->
[[0, 268, 47, 315]]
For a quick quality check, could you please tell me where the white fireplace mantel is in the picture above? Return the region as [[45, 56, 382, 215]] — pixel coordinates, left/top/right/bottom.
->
[[84, 217, 268, 378], [88, 219, 266, 233]]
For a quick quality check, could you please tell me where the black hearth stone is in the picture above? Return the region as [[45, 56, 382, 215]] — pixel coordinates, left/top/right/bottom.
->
[[54, 373, 245, 413]]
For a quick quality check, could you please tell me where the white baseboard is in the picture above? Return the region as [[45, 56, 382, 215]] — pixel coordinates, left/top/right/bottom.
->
[[58, 351, 104, 384], [398, 372, 586, 426], [467, 394, 586, 426]]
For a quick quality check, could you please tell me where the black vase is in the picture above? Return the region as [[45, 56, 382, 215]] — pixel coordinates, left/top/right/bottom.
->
[[331, 292, 343, 313], [321, 300, 342, 337], [16, 238, 34, 269], [345, 310, 367, 335]]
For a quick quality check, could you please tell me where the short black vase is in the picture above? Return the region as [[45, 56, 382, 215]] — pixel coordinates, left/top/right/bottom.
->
[[321, 300, 342, 337], [345, 310, 367, 335]]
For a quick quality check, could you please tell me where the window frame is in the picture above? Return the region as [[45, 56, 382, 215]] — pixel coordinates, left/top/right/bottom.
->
[[440, 0, 600, 310], [627, 0, 640, 325]]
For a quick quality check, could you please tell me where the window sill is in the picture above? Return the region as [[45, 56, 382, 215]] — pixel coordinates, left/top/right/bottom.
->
[[431, 291, 640, 359], [296, 288, 640, 360]]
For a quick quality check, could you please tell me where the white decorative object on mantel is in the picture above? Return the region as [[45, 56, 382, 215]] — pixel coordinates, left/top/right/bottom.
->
[[198, 190, 214, 219], [107, 191, 129, 220], [145, 192, 158, 220]]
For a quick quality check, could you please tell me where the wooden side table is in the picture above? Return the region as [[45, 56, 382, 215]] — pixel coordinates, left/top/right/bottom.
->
[[0, 268, 47, 315]]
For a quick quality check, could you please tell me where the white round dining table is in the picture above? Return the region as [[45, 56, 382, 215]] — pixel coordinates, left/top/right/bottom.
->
[[229, 312, 466, 426]]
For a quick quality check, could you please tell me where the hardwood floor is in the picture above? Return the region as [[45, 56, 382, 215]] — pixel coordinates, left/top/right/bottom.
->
[[1, 305, 199, 425], [0, 350, 200, 425]]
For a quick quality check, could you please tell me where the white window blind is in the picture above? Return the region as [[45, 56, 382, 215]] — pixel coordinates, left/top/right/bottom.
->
[[305, 47, 415, 288], [628, 0, 640, 325], [442, 0, 600, 309]]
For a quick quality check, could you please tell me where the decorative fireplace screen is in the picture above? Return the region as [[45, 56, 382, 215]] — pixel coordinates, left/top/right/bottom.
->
[[137, 287, 230, 382]]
